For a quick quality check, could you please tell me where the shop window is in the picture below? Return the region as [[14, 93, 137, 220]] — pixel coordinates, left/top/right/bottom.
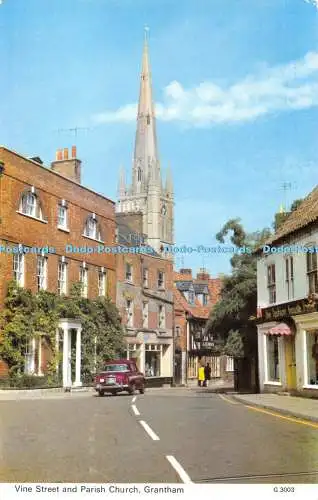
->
[[145, 344, 161, 377], [266, 335, 280, 382], [306, 332, 318, 386]]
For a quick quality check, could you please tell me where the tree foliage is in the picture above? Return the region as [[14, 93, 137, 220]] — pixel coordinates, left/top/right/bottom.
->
[[290, 198, 303, 212], [207, 219, 272, 357], [0, 281, 125, 380]]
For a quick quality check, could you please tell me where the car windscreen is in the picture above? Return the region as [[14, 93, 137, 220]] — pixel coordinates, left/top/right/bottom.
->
[[103, 364, 129, 372]]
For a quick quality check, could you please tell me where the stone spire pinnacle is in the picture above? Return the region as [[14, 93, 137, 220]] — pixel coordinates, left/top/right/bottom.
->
[[118, 165, 126, 197], [132, 28, 159, 190], [165, 163, 173, 194]]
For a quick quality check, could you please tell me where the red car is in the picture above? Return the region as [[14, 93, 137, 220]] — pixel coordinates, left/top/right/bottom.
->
[[95, 359, 145, 396]]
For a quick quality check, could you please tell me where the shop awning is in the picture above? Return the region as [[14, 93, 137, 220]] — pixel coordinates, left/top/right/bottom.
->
[[266, 323, 292, 335]]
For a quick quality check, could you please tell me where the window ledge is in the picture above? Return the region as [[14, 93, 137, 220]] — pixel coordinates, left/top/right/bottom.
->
[[82, 234, 104, 244], [303, 385, 318, 390], [58, 226, 70, 233], [264, 381, 282, 386], [16, 211, 48, 224]]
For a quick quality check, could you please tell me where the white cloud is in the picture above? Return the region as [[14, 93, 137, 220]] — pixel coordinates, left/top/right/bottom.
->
[[92, 51, 318, 127], [304, 0, 318, 9]]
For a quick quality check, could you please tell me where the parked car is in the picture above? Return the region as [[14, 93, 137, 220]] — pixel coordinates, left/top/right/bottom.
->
[[94, 359, 145, 396]]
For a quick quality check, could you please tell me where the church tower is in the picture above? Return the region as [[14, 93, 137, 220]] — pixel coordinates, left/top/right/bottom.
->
[[116, 30, 174, 255]]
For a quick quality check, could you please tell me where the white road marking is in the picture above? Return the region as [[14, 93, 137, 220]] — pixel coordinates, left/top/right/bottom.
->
[[132, 404, 140, 416], [166, 455, 192, 484], [139, 420, 160, 441], [218, 394, 239, 405], [132, 396, 137, 403]]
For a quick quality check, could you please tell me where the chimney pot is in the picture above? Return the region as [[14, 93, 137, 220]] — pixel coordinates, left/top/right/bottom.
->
[[71, 145, 77, 158], [63, 148, 69, 160], [56, 149, 63, 161]]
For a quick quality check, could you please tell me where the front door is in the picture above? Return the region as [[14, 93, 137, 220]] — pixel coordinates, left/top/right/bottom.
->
[[285, 336, 297, 390]]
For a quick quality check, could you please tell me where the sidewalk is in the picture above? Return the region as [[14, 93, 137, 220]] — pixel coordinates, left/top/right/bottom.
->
[[231, 393, 318, 423], [187, 378, 234, 393]]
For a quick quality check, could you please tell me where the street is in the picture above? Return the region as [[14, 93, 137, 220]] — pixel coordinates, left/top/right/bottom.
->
[[0, 388, 317, 483]]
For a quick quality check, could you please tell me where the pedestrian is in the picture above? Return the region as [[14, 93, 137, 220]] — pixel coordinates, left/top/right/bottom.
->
[[204, 363, 211, 387], [198, 365, 205, 387]]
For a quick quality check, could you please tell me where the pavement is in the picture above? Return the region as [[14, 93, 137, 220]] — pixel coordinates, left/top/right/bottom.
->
[[0, 387, 317, 483]]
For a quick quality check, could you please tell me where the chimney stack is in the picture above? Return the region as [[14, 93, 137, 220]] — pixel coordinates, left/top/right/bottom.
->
[[51, 146, 81, 184]]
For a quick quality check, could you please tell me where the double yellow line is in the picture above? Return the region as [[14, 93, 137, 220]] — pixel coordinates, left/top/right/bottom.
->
[[218, 394, 318, 429]]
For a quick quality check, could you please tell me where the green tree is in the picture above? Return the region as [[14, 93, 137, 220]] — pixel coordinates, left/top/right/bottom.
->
[[207, 219, 272, 357], [290, 198, 303, 212]]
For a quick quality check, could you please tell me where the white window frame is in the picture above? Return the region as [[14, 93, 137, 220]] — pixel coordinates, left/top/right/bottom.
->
[[158, 304, 165, 328], [303, 330, 318, 389], [264, 334, 282, 385], [13, 253, 24, 286], [21, 192, 37, 217], [79, 267, 88, 298], [57, 205, 68, 230], [126, 299, 134, 327], [37, 256, 48, 291], [98, 270, 107, 297], [285, 256, 294, 300], [84, 215, 101, 241], [126, 263, 133, 283], [307, 250, 318, 295], [142, 301, 148, 328], [158, 271, 165, 289], [143, 268, 149, 287], [58, 261, 67, 295]]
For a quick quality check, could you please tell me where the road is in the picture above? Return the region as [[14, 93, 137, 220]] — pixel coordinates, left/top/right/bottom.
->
[[0, 388, 317, 483]]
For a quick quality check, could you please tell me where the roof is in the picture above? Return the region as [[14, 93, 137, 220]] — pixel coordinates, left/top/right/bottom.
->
[[173, 273, 222, 319], [263, 185, 318, 246], [193, 283, 209, 294], [0, 145, 115, 205], [176, 281, 194, 292]]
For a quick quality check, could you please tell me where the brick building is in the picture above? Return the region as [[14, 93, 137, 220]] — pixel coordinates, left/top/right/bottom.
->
[[173, 268, 233, 385], [115, 215, 174, 381], [0, 145, 116, 384]]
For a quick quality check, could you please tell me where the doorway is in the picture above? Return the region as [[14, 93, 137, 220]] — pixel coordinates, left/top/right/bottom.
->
[[285, 335, 297, 391]]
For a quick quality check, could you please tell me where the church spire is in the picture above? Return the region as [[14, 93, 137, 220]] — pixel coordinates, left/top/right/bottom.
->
[[132, 27, 160, 190], [165, 163, 173, 195]]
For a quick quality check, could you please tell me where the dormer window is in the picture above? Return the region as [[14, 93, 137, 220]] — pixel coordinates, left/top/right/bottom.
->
[[20, 190, 43, 219], [188, 291, 195, 304], [202, 293, 208, 306], [84, 214, 101, 241]]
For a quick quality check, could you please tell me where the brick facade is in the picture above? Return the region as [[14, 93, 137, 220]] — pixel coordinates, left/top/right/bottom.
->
[[0, 146, 117, 376]]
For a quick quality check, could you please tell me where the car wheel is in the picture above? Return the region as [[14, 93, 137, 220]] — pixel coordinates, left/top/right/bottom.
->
[[139, 385, 145, 394], [128, 384, 136, 395], [98, 390, 105, 397]]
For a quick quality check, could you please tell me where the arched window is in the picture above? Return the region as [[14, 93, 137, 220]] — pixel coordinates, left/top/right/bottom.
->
[[19, 190, 43, 219], [137, 167, 142, 182], [84, 214, 101, 241]]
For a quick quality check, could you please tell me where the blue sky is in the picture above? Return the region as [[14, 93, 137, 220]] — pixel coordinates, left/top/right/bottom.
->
[[1, 0, 318, 276]]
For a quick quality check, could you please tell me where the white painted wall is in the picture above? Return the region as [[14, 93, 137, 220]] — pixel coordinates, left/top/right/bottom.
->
[[257, 231, 318, 308]]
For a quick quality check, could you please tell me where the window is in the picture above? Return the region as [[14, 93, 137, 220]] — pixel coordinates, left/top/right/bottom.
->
[[226, 356, 234, 372], [145, 344, 161, 377], [202, 293, 208, 306], [79, 267, 88, 298], [143, 268, 149, 287], [57, 205, 68, 229], [126, 299, 133, 327], [142, 301, 148, 328], [158, 304, 165, 328], [188, 291, 195, 304], [307, 252, 318, 294], [285, 256, 294, 300], [126, 263, 133, 282], [37, 256, 47, 291], [20, 191, 42, 219], [84, 215, 101, 241], [267, 335, 280, 382], [137, 168, 142, 182], [13, 253, 24, 286], [306, 332, 318, 386], [175, 326, 181, 338], [158, 271, 165, 289], [267, 264, 276, 304], [58, 262, 67, 295], [98, 270, 107, 296]]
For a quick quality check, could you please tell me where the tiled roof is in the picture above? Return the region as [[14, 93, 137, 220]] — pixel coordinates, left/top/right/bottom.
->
[[173, 274, 223, 319], [174, 272, 193, 281], [176, 281, 194, 292], [264, 185, 318, 246], [173, 287, 210, 319]]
